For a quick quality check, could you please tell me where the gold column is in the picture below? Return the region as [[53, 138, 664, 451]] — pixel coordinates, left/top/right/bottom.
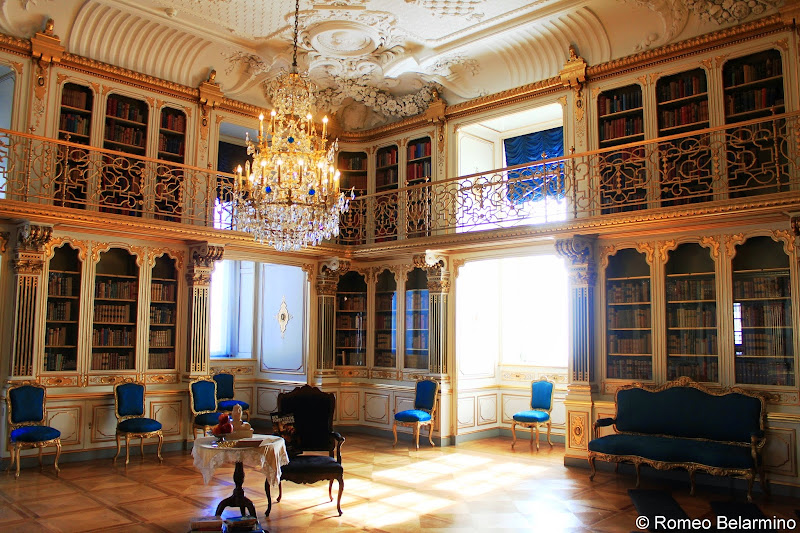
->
[[316, 259, 348, 373], [414, 251, 450, 375], [184, 243, 223, 378], [10, 222, 52, 378], [555, 235, 596, 460]]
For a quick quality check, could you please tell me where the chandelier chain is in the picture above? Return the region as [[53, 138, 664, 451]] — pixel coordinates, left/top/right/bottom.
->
[[292, 0, 299, 68]]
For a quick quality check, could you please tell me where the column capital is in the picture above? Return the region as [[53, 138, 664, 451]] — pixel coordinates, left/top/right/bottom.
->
[[556, 235, 597, 286], [186, 243, 224, 286], [13, 222, 52, 274], [413, 251, 451, 294]]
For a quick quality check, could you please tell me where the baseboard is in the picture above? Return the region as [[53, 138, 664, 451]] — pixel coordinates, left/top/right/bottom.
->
[[8, 441, 186, 469]]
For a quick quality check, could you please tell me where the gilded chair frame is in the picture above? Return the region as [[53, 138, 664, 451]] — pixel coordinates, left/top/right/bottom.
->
[[189, 377, 219, 439], [6, 381, 61, 478], [511, 378, 555, 450], [392, 378, 439, 450], [113, 379, 163, 465], [213, 371, 250, 421]]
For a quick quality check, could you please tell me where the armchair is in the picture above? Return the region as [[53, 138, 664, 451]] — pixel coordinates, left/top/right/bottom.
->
[[6, 382, 61, 478], [189, 377, 222, 439], [392, 379, 439, 449], [511, 378, 554, 450], [113, 380, 163, 465], [266, 385, 344, 517], [213, 371, 250, 420]]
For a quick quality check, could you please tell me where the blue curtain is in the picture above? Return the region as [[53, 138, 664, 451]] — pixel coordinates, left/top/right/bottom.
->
[[504, 127, 564, 204]]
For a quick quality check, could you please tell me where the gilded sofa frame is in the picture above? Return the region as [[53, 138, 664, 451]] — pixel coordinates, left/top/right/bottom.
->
[[6, 381, 61, 478], [588, 377, 769, 501], [113, 379, 164, 465]]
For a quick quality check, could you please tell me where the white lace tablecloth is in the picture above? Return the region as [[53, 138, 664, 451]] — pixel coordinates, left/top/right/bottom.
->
[[192, 435, 289, 488]]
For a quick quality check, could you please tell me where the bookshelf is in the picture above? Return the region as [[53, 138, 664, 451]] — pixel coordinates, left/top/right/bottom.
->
[[43, 245, 82, 373], [56, 83, 93, 209], [665, 243, 718, 382], [723, 49, 788, 198], [335, 271, 367, 366], [605, 249, 652, 381], [375, 145, 399, 242], [656, 69, 713, 206], [374, 269, 397, 368], [92, 248, 138, 372], [405, 267, 429, 370], [102, 93, 148, 216], [597, 85, 646, 214], [149, 255, 177, 370], [155, 107, 187, 222], [406, 136, 432, 238], [732, 236, 794, 387], [337, 151, 367, 245]]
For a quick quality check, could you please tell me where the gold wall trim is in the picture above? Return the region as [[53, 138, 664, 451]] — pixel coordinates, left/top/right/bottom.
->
[[49, 389, 187, 400], [0, 34, 31, 57], [768, 413, 800, 422]]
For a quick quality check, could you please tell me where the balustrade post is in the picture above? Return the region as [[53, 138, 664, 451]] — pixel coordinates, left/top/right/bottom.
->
[[184, 243, 223, 378]]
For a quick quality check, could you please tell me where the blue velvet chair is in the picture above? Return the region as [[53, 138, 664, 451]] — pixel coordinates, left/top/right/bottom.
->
[[392, 379, 439, 450], [113, 380, 163, 465], [190, 377, 222, 439], [6, 382, 61, 478], [512, 378, 555, 450], [213, 372, 250, 421]]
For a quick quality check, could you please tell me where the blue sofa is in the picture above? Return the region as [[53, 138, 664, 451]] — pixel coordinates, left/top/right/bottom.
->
[[588, 377, 768, 501]]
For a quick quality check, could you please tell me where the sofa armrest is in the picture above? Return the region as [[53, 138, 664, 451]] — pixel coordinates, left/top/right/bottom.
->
[[593, 418, 616, 440]]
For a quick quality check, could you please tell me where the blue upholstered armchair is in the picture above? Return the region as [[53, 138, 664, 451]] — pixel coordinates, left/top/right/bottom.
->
[[6, 382, 61, 478], [113, 380, 163, 465], [190, 377, 222, 439], [511, 378, 554, 450], [392, 379, 439, 450], [213, 372, 250, 420]]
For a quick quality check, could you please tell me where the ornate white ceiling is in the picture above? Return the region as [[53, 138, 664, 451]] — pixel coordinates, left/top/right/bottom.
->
[[0, 0, 785, 130]]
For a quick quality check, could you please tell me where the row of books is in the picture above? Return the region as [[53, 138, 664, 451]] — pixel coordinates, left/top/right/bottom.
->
[[725, 59, 782, 87], [43, 352, 77, 372], [45, 326, 69, 346], [598, 90, 643, 116], [105, 124, 146, 148], [336, 331, 365, 349], [657, 76, 707, 101], [60, 113, 91, 136], [377, 148, 398, 167], [62, 88, 91, 110], [149, 329, 173, 347], [408, 141, 431, 160], [92, 327, 134, 347], [600, 116, 644, 142], [151, 282, 176, 301], [375, 332, 394, 350], [606, 280, 650, 303], [733, 275, 790, 299], [667, 359, 718, 382], [49, 272, 77, 297], [150, 306, 175, 324], [148, 351, 175, 369], [739, 332, 791, 356], [407, 160, 432, 181], [725, 88, 784, 116], [658, 101, 709, 129], [376, 167, 397, 188], [375, 314, 395, 330], [91, 352, 134, 370], [404, 354, 428, 368], [667, 331, 718, 354], [96, 279, 137, 299], [666, 278, 715, 301], [94, 303, 131, 323], [160, 112, 186, 132], [607, 307, 650, 328], [47, 300, 73, 321], [606, 358, 652, 380], [735, 360, 794, 386], [667, 306, 716, 328], [337, 294, 366, 310], [405, 330, 428, 349], [158, 133, 185, 156], [107, 98, 147, 123], [608, 333, 651, 354], [340, 155, 365, 170], [736, 301, 789, 327], [405, 312, 428, 329]]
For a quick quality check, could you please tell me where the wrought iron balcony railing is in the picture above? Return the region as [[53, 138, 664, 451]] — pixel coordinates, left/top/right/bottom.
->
[[0, 110, 797, 245]]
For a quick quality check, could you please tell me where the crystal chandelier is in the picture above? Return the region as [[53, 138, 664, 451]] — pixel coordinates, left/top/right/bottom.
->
[[234, 0, 351, 251]]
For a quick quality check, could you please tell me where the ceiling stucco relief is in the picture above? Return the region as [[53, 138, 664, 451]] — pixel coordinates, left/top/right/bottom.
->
[[405, 0, 485, 21], [623, 0, 688, 50], [686, 0, 782, 24]]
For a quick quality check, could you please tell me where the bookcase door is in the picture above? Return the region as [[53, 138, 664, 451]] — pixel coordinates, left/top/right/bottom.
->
[[406, 136, 432, 239], [55, 83, 94, 209], [155, 107, 187, 222], [102, 93, 149, 217], [337, 151, 367, 245], [404, 267, 429, 370], [335, 271, 367, 366], [149, 255, 178, 371], [44, 244, 83, 374], [92, 248, 139, 372], [375, 144, 399, 243], [374, 269, 397, 368]]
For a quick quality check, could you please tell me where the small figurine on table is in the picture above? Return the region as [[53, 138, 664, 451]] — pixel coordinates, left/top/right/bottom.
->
[[228, 404, 254, 440]]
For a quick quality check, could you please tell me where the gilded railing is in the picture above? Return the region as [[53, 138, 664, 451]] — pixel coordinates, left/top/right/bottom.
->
[[0, 111, 798, 244]]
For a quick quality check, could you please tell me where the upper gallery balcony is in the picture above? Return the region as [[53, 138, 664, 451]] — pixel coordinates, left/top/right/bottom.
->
[[0, 110, 798, 252]]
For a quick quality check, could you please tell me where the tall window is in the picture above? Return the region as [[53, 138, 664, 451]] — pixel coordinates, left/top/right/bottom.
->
[[210, 260, 254, 358], [456, 253, 569, 368]]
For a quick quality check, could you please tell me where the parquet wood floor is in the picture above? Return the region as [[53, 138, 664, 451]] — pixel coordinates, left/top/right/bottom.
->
[[1, 434, 797, 532]]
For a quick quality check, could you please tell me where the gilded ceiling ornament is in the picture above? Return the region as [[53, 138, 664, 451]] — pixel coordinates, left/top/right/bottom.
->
[[275, 297, 293, 339], [405, 0, 485, 21], [686, 0, 781, 24]]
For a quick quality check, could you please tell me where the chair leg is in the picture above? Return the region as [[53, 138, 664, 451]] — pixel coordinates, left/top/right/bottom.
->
[[535, 423, 540, 451], [157, 433, 164, 462], [125, 434, 131, 465], [546, 420, 553, 447], [38, 446, 43, 469], [140, 437, 145, 458], [511, 421, 517, 448], [413, 423, 420, 450], [277, 481, 283, 503], [14, 445, 21, 479], [264, 479, 272, 516], [328, 479, 334, 501], [54, 441, 61, 476], [114, 433, 121, 463], [428, 422, 435, 446], [336, 477, 343, 516], [392, 421, 398, 447]]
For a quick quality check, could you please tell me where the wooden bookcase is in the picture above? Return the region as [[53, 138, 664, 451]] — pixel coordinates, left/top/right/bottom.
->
[[149, 255, 177, 370], [155, 107, 187, 222], [337, 151, 367, 245], [656, 69, 713, 206], [597, 84, 646, 214], [92, 248, 138, 371], [406, 136, 432, 238], [665, 243, 719, 382], [605, 248, 653, 381], [375, 145, 399, 242], [102, 93, 148, 216], [335, 271, 367, 366], [732, 236, 794, 387], [59, 83, 92, 144], [723, 49, 788, 198], [374, 269, 397, 368], [43, 245, 82, 373], [404, 267, 429, 370], [56, 83, 93, 209]]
